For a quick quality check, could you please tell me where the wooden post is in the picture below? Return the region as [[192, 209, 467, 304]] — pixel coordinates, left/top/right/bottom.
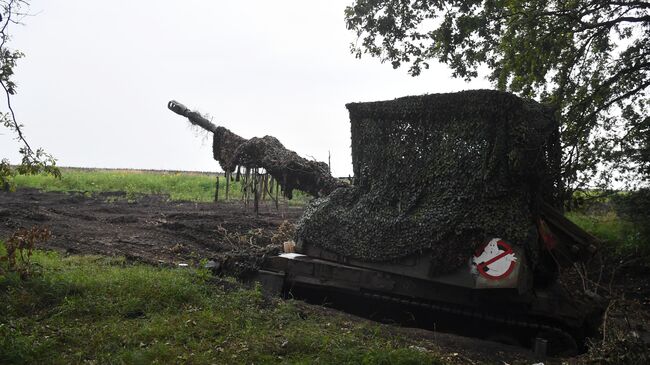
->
[[242, 168, 246, 205], [275, 178, 279, 210], [282, 174, 288, 218], [214, 175, 219, 202], [262, 174, 268, 201], [328, 150, 331, 173], [243, 168, 249, 207], [282, 195, 288, 219], [225, 172, 230, 201], [253, 170, 259, 217]]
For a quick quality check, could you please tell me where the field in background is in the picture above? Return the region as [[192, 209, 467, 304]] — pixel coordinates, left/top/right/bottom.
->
[[0, 243, 442, 364], [12, 167, 310, 205], [566, 211, 644, 255]]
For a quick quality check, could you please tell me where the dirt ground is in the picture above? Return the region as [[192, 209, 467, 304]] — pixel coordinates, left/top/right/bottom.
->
[[0, 189, 303, 273], [2, 188, 649, 364]]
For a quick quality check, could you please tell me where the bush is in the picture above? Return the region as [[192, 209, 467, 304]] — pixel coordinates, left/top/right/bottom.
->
[[0, 227, 51, 279]]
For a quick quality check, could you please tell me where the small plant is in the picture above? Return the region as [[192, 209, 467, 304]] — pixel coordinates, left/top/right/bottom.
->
[[271, 220, 296, 246], [194, 259, 213, 281], [1, 226, 51, 278], [125, 182, 139, 202]]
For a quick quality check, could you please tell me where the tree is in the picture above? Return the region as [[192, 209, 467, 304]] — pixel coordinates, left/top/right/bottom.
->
[[0, 0, 59, 191], [345, 0, 650, 201]]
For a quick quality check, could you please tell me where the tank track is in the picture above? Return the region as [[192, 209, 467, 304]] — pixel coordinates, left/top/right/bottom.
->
[[260, 255, 589, 356], [359, 290, 579, 356]]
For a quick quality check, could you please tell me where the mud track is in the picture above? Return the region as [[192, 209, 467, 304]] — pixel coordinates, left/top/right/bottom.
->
[[0, 189, 303, 273]]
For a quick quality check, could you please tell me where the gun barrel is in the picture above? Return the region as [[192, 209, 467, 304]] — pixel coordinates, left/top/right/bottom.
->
[[168, 100, 218, 133], [168, 100, 190, 116], [166, 99, 343, 198]]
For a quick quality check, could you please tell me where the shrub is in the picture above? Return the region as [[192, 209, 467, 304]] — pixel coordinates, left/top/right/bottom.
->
[[1, 226, 51, 278]]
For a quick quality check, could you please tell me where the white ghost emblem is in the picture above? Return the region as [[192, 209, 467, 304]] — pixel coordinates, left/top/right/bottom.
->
[[471, 238, 517, 279]]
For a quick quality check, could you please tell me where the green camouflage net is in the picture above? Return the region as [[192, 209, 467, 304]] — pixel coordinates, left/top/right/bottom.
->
[[296, 90, 562, 274]]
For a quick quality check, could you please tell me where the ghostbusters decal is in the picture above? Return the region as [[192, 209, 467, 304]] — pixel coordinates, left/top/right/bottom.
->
[[471, 238, 518, 280]]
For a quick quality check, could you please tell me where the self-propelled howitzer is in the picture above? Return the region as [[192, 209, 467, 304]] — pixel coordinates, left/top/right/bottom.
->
[[255, 90, 603, 356], [168, 92, 603, 356]]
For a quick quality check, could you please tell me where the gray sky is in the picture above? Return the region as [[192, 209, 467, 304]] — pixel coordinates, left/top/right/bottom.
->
[[0, 0, 489, 176]]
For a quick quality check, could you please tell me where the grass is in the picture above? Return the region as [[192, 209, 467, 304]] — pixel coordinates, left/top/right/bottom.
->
[[566, 210, 647, 255], [12, 168, 310, 205], [0, 243, 443, 365]]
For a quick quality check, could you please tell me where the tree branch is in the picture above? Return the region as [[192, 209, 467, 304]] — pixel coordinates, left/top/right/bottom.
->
[[0, 78, 31, 153], [578, 15, 650, 30], [0, 0, 32, 154]]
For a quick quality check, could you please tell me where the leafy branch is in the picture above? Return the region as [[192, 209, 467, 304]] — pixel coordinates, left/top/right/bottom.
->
[[0, 0, 59, 191], [345, 0, 650, 200]]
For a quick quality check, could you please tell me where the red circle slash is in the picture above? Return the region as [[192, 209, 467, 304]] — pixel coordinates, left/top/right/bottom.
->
[[475, 240, 517, 280]]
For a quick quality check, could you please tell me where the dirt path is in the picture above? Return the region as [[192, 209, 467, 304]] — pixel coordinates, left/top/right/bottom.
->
[[0, 189, 303, 267]]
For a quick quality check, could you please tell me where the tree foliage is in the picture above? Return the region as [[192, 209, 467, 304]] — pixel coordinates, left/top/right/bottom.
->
[[345, 0, 650, 196], [0, 0, 59, 192]]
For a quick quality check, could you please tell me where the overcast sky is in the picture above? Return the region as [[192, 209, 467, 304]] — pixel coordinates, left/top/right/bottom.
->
[[0, 0, 489, 176]]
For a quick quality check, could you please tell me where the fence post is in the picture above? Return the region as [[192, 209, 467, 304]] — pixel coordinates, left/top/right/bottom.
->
[[225, 172, 230, 200], [214, 175, 219, 202]]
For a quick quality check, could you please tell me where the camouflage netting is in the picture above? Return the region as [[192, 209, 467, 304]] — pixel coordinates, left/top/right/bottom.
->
[[221, 135, 341, 198], [296, 90, 562, 274], [212, 126, 247, 172], [168, 100, 343, 198]]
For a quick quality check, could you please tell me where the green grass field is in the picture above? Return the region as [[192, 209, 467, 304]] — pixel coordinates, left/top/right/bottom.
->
[[12, 168, 310, 205], [566, 211, 637, 251], [565, 209, 648, 256], [0, 244, 442, 365]]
